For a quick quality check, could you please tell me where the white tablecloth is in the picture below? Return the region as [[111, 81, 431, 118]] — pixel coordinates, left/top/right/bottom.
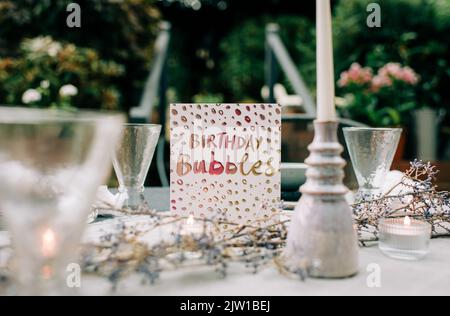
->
[[79, 239, 450, 296], [1, 188, 450, 296]]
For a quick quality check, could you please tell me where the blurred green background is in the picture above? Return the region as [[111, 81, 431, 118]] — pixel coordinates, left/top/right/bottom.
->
[[0, 0, 449, 164]]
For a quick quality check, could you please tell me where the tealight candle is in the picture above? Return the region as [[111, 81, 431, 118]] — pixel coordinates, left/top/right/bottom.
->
[[378, 216, 431, 260], [41, 228, 57, 258], [177, 214, 205, 261], [40, 228, 58, 279], [180, 214, 204, 236]]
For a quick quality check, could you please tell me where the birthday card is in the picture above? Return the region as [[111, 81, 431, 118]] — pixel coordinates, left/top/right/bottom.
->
[[170, 104, 281, 224]]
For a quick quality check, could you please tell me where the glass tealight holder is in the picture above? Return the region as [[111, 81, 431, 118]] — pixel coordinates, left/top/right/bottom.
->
[[0, 107, 124, 295], [378, 216, 432, 261]]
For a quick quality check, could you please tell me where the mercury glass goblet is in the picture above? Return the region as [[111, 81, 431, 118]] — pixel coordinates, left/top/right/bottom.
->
[[112, 124, 161, 211], [343, 127, 402, 200], [0, 107, 124, 295]]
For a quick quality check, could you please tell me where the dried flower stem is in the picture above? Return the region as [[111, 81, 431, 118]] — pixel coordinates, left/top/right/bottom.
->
[[1, 160, 449, 290]]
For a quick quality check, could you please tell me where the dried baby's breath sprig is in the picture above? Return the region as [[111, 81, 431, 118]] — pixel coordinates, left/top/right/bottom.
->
[[0, 160, 449, 290], [352, 159, 450, 245], [77, 161, 450, 287], [80, 202, 304, 290]]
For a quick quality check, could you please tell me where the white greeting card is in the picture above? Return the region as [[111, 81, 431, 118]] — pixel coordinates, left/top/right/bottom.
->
[[170, 104, 281, 224]]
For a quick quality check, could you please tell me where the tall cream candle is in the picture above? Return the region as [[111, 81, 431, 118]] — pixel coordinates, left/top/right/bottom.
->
[[316, 0, 336, 121]]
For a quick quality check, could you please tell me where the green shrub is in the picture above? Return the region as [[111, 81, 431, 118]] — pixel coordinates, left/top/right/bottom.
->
[[219, 15, 316, 101], [192, 93, 224, 104], [0, 0, 160, 110], [0, 36, 124, 110], [337, 62, 420, 127], [334, 0, 450, 110]]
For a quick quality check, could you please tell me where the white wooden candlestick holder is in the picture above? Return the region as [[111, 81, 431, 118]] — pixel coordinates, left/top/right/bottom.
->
[[285, 121, 359, 278]]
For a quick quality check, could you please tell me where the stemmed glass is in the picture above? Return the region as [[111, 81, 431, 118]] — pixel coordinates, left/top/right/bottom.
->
[[0, 107, 124, 295], [112, 124, 161, 211], [343, 127, 402, 200]]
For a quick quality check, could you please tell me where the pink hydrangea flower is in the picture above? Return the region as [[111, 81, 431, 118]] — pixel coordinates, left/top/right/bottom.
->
[[400, 66, 419, 85], [376, 63, 419, 85], [339, 62, 419, 92], [379, 62, 403, 78], [338, 63, 373, 87], [338, 72, 349, 87], [371, 74, 393, 92], [370, 63, 420, 91]]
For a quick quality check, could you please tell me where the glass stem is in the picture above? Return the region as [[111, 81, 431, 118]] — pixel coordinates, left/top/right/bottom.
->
[[120, 185, 145, 210]]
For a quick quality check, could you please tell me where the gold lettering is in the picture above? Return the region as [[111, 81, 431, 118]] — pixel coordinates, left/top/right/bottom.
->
[[176, 155, 192, 176]]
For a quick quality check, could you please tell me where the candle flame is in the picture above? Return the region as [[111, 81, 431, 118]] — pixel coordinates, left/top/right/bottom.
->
[[187, 214, 195, 226], [404, 216, 411, 226], [42, 228, 56, 257]]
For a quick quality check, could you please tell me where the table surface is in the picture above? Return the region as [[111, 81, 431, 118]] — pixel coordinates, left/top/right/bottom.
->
[[1, 187, 450, 296]]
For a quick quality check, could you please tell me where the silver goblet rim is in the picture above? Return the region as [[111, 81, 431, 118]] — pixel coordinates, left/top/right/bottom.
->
[[122, 123, 162, 130], [343, 127, 403, 132]]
